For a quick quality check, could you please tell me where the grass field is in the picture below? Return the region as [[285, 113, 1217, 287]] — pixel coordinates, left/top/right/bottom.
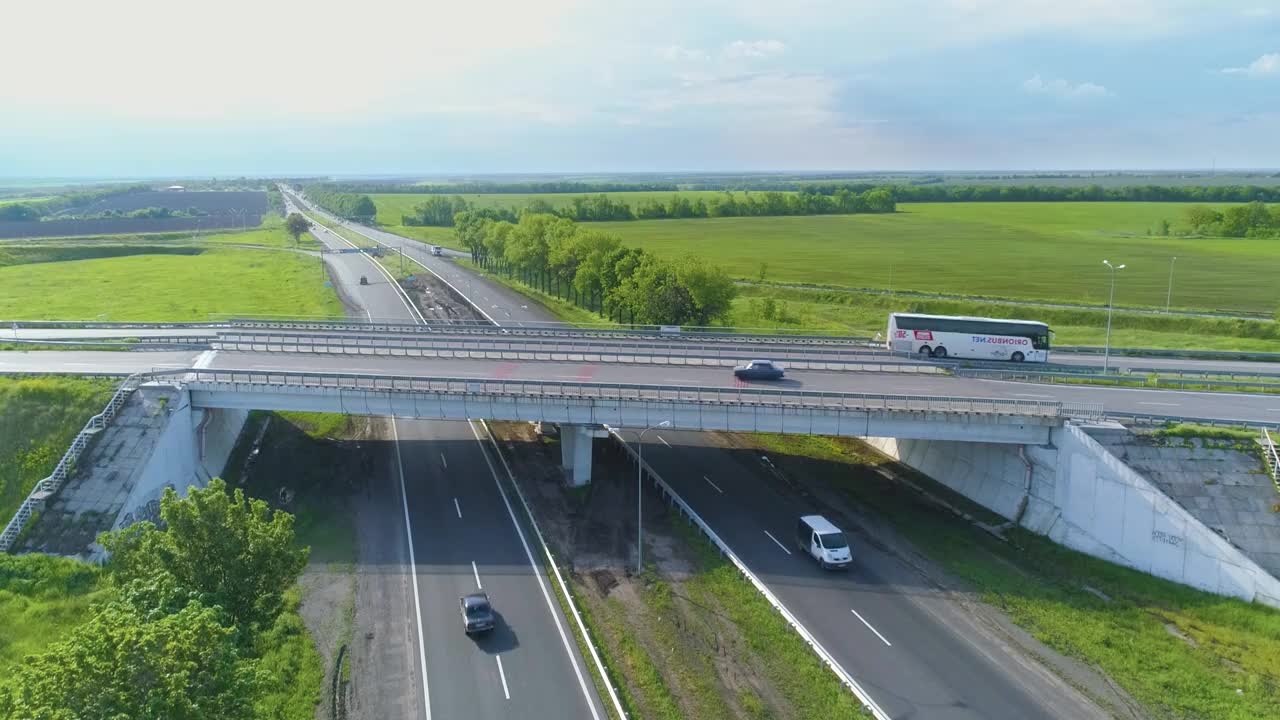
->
[[595, 202, 1276, 314], [0, 247, 342, 321], [0, 377, 116, 534], [0, 554, 105, 681], [749, 432, 1280, 720]]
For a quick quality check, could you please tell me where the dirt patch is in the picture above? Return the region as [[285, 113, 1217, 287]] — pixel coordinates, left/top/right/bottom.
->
[[488, 421, 800, 720], [400, 270, 488, 325]]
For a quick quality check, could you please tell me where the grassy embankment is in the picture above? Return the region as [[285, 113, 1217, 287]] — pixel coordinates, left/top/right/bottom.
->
[[0, 377, 116, 523], [0, 244, 343, 321], [750, 432, 1280, 720]]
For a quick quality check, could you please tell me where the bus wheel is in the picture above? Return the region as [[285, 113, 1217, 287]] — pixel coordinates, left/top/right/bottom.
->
[[1011, 352, 1025, 362], [932, 346, 948, 359], [918, 346, 933, 358]]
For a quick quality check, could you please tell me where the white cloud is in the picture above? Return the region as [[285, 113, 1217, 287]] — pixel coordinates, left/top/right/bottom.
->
[[722, 39, 787, 59], [1022, 74, 1112, 99], [657, 45, 711, 63], [1222, 52, 1280, 76]]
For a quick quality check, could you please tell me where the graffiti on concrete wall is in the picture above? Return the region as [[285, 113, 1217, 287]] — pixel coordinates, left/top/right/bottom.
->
[[118, 483, 175, 528]]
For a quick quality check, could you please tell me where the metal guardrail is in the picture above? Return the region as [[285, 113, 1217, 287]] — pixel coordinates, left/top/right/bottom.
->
[[605, 426, 891, 720], [1264, 429, 1280, 492], [176, 367, 1090, 419], [1101, 412, 1280, 432], [1, 374, 145, 552], [211, 332, 945, 375], [1059, 345, 1280, 363], [955, 368, 1280, 392]]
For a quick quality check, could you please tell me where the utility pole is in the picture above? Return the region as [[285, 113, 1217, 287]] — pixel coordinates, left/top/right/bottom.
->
[[400, 246, 405, 275], [1103, 259, 1126, 373], [1166, 256, 1177, 313]]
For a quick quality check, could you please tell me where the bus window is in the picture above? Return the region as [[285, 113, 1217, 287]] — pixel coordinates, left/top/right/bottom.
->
[[1033, 334, 1050, 350]]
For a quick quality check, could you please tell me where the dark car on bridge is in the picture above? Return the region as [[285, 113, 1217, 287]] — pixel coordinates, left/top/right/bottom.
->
[[460, 592, 495, 635], [733, 359, 785, 381]]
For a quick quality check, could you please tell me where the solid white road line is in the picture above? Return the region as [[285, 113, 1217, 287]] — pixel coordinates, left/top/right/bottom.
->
[[472, 561, 483, 590], [704, 476, 723, 493], [1139, 402, 1180, 407], [441, 452, 448, 470], [391, 419, 433, 720], [851, 608, 893, 647], [1012, 393, 1053, 399], [454, 498, 462, 519], [658, 435, 671, 447], [495, 656, 511, 700], [467, 420, 602, 720], [764, 530, 791, 555]]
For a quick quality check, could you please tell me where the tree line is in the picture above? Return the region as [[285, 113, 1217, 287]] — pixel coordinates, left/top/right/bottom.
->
[[1183, 202, 1280, 238], [314, 180, 680, 195], [305, 188, 376, 220], [884, 183, 1280, 203], [403, 188, 897, 227], [0, 479, 310, 719], [455, 211, 737, 326]]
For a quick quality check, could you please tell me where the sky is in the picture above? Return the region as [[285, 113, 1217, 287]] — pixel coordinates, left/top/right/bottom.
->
[[1, 0, 1278, 177]]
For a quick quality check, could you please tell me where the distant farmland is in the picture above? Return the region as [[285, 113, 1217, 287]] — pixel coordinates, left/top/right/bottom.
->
[[62, 190, 268, 216], [595, 202, 1276, 314]]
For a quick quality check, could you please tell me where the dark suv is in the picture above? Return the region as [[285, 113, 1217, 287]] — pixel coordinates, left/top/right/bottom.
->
[[460, 592, 495, 635]]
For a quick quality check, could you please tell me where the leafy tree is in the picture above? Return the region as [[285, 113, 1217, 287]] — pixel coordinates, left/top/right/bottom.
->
[[284, 213, 312, 246], [1156, 218, 1170, 236], [99, 478, 308, 632], [0, 600, 258, 720], [1183, 205, 1222, 232], [677, 257, 737, 325]]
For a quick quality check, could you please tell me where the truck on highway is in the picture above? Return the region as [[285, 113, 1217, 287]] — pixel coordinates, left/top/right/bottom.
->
[[886, 312, 1051, 362]]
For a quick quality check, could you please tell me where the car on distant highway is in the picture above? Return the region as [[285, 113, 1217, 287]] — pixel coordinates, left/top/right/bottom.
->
[[460, 592, 495, 635], [733, 359, 784, 381], [359, 275, 369, 285], [431, 245, 444, 256]]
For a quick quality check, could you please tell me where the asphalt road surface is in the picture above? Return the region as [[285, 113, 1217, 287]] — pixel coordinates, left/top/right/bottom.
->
[[637, 428, 1106, 719], [278, 216, 606, 720]]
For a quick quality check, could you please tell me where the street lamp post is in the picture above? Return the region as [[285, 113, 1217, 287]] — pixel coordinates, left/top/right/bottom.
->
[[636, 420, 670, 575], [1166, 256, 1177, 313], [1103, 259, 1126, 373]]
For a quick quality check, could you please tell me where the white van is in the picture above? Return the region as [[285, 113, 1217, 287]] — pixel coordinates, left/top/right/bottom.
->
[[431, 245, 443, 256], [796, 515, 852, 569]]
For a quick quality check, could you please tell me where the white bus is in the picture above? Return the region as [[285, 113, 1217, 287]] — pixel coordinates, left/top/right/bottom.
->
[[886, 313, 1051, 362]]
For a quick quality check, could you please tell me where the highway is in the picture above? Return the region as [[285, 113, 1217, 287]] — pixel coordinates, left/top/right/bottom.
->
[[638, 428, 1105, 719], [257, 213, 606, 719]]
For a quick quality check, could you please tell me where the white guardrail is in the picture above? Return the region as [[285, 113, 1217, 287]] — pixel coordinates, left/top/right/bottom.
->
[[605, 426, 892, 720], [1264, 429, 1280, 491], [0, 374, 144, 552]]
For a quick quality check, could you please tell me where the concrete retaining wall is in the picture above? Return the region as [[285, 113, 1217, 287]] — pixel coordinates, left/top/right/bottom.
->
[[867, 423, 1280, 607], [111, 390, 206, 532]]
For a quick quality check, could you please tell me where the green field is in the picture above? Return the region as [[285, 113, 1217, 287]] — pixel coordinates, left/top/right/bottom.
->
[[0, 377, 117, 528], [595, 202, 1275, 314], [0, 246, 342, 321], [0, 554, 105, 680]]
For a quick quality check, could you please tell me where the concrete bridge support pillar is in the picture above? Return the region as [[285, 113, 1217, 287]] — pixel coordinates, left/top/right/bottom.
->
[[560, 424, 604, 486]]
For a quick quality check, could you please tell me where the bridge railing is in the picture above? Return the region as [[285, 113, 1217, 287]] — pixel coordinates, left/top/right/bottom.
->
[[175, 367, 1097, 419], [1264, 429, 1280, 492], [954, 367, 1280, 391], [1, 373, 145, 552], [211, 332, 944, 374]]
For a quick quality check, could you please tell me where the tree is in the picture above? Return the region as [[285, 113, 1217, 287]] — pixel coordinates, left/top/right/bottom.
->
[[0, 203, 40, 222], [1156, 218, 1170, 236], [284, 213, 312, 247], [99, 478, 308, 632], [1, 600, 259, 720], [677, 257, 737, 325], [1183, 205, 1222, 233]]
